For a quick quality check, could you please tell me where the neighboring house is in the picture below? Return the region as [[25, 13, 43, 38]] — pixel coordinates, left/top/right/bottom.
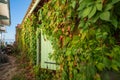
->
[[0, 0, 11, 48], [0, 0, 11, 26]]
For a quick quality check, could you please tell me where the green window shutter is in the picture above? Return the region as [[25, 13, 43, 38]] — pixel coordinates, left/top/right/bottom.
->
[[41, 30, 57, 70]]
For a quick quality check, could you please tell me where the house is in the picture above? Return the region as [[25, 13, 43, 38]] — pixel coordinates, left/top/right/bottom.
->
[[18, 0, 57, 70], [0, 0, 11, 48]]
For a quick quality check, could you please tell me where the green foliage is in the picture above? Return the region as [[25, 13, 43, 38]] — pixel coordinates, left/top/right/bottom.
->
[[100, 11, 110, 21], [11, 73, 26, 80], [16, 0, 120, 79], [38, 0, 120, 80], [16, 14, 37, 65]]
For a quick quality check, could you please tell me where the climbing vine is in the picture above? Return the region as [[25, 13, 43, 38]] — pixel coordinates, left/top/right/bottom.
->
[[38, 0, 120, 80], [16, 14, 39, 79], [16, 0, 120, 79], [16, 12, 56, 79], [16, 14, 37, 68]]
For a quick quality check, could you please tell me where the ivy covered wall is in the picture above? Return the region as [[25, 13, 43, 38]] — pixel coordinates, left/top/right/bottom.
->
[[38, 0, 120, 80], [16, 14, 37, 65], [16, 0, 120, 80]]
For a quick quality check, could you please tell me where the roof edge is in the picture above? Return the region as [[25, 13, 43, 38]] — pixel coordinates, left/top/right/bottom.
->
[[21, 0, 41, 26]]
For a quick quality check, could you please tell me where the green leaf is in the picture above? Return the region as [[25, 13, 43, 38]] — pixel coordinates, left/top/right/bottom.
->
[[66, 49, 71, 56], [112, 0, 120, 4], [112, 60, 120, 68], [103, 32, 108, 39], [105, 3, 113, 11], [73, 69, 78, 76], [61, 0, 66, 4], [103, 57, 111, 69], [88, 6, 97, 18], [100, 11, 110, 21], [71, 1, 76, 9], [96, 63, 105, 71], [111, 64, 119, 71], [96, 2, 102, 11], [81, 32, 87, 40], [78, 20, 85, 28], [95, 47, 101, 51], [90, 13, 100, 23], [111, 15, 118, 28], [82, 6, 92, 18], [77, 3, 86, 11]]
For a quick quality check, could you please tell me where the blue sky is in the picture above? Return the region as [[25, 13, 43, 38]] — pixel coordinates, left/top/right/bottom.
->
[[4, 0, 31, 41]]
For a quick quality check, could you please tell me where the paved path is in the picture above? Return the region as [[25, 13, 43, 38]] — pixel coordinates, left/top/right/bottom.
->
[[0, 55, 18, 80]]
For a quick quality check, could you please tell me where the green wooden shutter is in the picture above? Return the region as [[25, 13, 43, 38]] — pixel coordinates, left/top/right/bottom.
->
[[41, 30, 56, 70]]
